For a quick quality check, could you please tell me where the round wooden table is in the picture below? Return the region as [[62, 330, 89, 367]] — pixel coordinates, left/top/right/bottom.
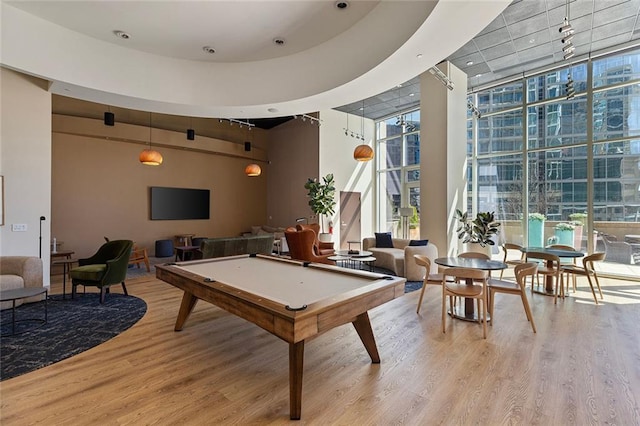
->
[[520, 247, 584, 295], [434, 257, 507, 321]]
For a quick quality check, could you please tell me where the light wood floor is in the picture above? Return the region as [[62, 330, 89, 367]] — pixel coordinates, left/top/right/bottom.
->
[[2, 271, 640, 425]]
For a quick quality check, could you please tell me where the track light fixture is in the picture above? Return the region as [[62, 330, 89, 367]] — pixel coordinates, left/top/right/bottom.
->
[[219, 118, 255, 128], [428, 66, 454, 91], [559, 0, 575, 62], [467, 101, 482, 118], [293, 113, 322, 125], [565, 74, 575, 99]]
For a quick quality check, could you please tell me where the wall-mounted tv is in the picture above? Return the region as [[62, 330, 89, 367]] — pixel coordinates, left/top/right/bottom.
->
[[150, 187, 210, 220]]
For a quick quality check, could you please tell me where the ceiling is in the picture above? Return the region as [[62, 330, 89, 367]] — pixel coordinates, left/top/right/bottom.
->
[[335, 0, 640, 120], [2, 0, 509, 121], [4, 0, 639, 126]]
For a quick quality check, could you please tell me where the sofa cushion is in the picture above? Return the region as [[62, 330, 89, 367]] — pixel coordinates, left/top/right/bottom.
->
[[409, 239, 429, 246], [70, 264, 107, 281], [366, 247, 405, 276], [0, 274, 24, 291], [375, 232, 393, 248], [0, 275, 26, 310]]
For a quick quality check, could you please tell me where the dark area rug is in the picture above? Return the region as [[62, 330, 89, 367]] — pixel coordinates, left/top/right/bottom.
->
[[404, 281, 423, 293], [0, 293, 147, 381], [367, 266, 422, 293]]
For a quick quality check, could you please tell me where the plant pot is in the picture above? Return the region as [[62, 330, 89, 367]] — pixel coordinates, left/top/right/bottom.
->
[[528, 219, 545, 247], [555, 229, 574, 247], [318, 233, 332, 243], [463, 242, 492, 258], [573, 224, 583, 250]]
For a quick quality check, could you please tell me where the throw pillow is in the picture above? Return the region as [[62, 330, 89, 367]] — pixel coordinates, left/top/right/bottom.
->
[[409, 239, 429, 246], [251, 226, 262, 235], [375, 232, 394, 248]]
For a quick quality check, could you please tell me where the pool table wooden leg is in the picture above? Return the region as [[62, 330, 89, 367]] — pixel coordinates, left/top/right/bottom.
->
[[352, 312, 380, 363], [174, 291, 198, 331], [289, 340, 304, 420]]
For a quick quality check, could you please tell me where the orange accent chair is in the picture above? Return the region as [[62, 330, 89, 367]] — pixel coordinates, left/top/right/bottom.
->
[[285, 228, 335, 265], [295, 223, 334, 255]]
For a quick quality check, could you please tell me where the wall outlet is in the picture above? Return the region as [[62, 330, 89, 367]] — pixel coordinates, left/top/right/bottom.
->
[[11, 224, 28, 232]]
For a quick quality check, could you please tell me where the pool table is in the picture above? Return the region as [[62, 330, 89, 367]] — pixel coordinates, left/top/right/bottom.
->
[[155, 254, 406, 420]]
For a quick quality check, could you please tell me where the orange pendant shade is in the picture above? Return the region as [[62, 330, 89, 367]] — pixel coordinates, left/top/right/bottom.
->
[[353, 144, 374, 161], [245, 163, 261, 176], [139, 149, 163, 166]]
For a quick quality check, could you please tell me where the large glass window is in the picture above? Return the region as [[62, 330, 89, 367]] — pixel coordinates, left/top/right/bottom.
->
[[373, 46, 640, 277], [376, 109, 421, 237], [471, 47, 640, 277]]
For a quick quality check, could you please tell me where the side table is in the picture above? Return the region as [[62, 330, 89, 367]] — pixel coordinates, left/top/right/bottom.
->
[[51, 258, 78, 299], [0, 287, 48, 336]]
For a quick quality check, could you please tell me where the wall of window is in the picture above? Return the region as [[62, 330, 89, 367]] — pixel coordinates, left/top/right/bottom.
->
[[469, 46, 640, 277], [376, 110, 421, 238]]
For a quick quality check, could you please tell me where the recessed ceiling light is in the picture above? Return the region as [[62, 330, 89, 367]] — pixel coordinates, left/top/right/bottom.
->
[[416, 54, 423, 59], [202, 46, 216, 54], [335, 1, 349, 10], [409, 93, 415, 97], [273, 38, 285, 46], [475, 73, 482, 77], [466, 61, 474, 66], [529, 38, 535, 44], [396, 84, 403, 88], [268, 108, 278, 113], [113, 30, 131, 40]]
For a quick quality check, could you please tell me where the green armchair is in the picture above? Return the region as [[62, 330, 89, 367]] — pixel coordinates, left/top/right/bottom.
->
[[70, 240, 133, 303]]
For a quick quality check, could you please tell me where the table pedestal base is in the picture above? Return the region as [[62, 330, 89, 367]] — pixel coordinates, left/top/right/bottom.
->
[[448, 297, 490, 323]]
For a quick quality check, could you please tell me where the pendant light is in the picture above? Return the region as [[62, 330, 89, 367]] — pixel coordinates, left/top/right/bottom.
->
[[139, 112, 163, 166], [244, 120, 261, 176], [245, 163, 261, 176], [353, 101, 373, 161]]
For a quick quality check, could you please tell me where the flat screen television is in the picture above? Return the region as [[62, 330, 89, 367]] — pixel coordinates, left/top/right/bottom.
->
[[150, 187, 210, 220]]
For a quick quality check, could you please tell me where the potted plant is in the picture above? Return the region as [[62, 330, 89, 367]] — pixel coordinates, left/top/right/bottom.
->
[[554, 222, 576, 247], [304, 173, 336, 238], [455, 209, 501, 255], [569, 212, 587, 249], [528, 213, 546, 247]]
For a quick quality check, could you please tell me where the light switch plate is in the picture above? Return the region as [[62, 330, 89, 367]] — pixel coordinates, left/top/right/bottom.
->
[[11, 224, 28, 232]]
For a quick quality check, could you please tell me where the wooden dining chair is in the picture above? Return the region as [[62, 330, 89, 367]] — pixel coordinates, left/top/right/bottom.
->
[[499, 243, 526, 279], [524, 251, 563, 304], [413, 255, 453, 314], [547, 244, 578, 293], [561, 252, 606, 304], [456, 252, 491, 311], [488, 262, 538, 333], [441, 267, 490, 339], [458, 252, 490, 260]]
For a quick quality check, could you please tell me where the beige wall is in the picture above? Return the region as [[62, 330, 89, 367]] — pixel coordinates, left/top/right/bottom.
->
[[319, 109, 375, 247], [2, 67, 378, 265], [52, 115, 269, 258], [0, 68, 52, 285], [266, 118, 319, 227]]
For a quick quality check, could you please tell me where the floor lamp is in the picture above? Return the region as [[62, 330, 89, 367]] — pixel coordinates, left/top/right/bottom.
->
[[399, 207, 414, 239]]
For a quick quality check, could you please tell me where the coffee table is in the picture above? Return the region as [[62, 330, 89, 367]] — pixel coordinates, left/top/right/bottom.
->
[[0, 287, 48, 336], [329, 250, 376, 272]]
